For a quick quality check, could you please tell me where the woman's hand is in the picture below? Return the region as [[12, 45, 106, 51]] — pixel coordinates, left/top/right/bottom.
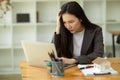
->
[[56, 11, 61, 34], [59, 57, 78, 64]]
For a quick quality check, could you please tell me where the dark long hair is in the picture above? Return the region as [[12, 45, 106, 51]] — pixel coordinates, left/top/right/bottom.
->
[[59, 1, 98, 58]]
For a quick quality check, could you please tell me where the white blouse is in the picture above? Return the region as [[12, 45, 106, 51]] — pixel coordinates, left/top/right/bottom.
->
[[73, 29, 85, 57]]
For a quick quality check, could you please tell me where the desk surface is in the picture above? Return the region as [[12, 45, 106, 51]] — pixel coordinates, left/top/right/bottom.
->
[[20, 58, 120, 80], [109, 31, 120, 35]]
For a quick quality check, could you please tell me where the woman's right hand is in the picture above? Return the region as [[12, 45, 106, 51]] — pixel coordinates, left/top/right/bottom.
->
[[56, 11, 61, 34], [59, 57, 78, 65]]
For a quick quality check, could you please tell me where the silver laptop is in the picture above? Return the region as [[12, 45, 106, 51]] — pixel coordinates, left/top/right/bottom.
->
[[21, 40, 57, 67]]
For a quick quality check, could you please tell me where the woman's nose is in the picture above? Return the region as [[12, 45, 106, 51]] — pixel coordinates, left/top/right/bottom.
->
[[66, 23, 71, 29]]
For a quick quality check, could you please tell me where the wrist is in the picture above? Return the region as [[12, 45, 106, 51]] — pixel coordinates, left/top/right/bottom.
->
[[56, 30, 60, 34], [71, 59, 78, 64], [56, 27, 60, 34]]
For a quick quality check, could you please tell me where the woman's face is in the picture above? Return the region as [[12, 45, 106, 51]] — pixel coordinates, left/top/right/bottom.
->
[[62, 13, 84, 34]]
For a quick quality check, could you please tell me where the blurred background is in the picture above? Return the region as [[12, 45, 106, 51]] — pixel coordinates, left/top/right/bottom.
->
[[0, 0, 120, 80]]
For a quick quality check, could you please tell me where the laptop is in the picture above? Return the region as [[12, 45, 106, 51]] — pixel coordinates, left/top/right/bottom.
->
[[21, 40, 57, 67]]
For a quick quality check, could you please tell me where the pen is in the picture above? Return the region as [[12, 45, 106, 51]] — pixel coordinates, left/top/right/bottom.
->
[[93, 72, 111, 75], [48, 52, 55, 61], [51, 50, 56, 61], [52, 50, 55, 58], [48, 52, 52, 60], [48, 50, 57, 61], [44, 60, 52, 67], [80, 65, 94, 70]]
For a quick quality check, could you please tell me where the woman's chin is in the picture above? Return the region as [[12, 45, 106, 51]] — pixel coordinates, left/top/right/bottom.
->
[[70, 30, 75, 34]]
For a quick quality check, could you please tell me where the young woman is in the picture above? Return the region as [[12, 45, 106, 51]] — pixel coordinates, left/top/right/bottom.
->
[[52, 1, 104, 64]]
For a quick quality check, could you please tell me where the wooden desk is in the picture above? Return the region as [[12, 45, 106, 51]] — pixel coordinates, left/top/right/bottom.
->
[[109, 31, 120, 57], [20, 58, 120, 80]]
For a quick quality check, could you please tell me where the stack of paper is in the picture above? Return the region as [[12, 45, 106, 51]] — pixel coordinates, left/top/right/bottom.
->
[[78, 64, 118, 76]]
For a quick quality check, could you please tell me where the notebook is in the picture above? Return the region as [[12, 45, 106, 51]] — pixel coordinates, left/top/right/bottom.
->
[[78, 64, 118, 76], [21, 40, 57, 67]]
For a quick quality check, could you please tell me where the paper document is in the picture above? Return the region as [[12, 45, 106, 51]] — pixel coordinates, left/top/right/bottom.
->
[[78, 64, 118, 76]]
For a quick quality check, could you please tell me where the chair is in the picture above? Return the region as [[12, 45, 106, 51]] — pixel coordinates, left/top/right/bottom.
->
[[116, 35, 120, 44]]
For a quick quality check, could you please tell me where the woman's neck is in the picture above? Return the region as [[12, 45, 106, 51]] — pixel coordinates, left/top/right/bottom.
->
[[77, 25, 85, 33]]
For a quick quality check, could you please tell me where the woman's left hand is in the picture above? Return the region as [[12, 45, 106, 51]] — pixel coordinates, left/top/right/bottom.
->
[[59, 57, 77, 64]]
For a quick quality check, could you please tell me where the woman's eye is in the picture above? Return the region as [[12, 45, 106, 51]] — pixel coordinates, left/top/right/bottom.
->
[[69, 21, 74, 23], [63, 22, 66, 24]]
